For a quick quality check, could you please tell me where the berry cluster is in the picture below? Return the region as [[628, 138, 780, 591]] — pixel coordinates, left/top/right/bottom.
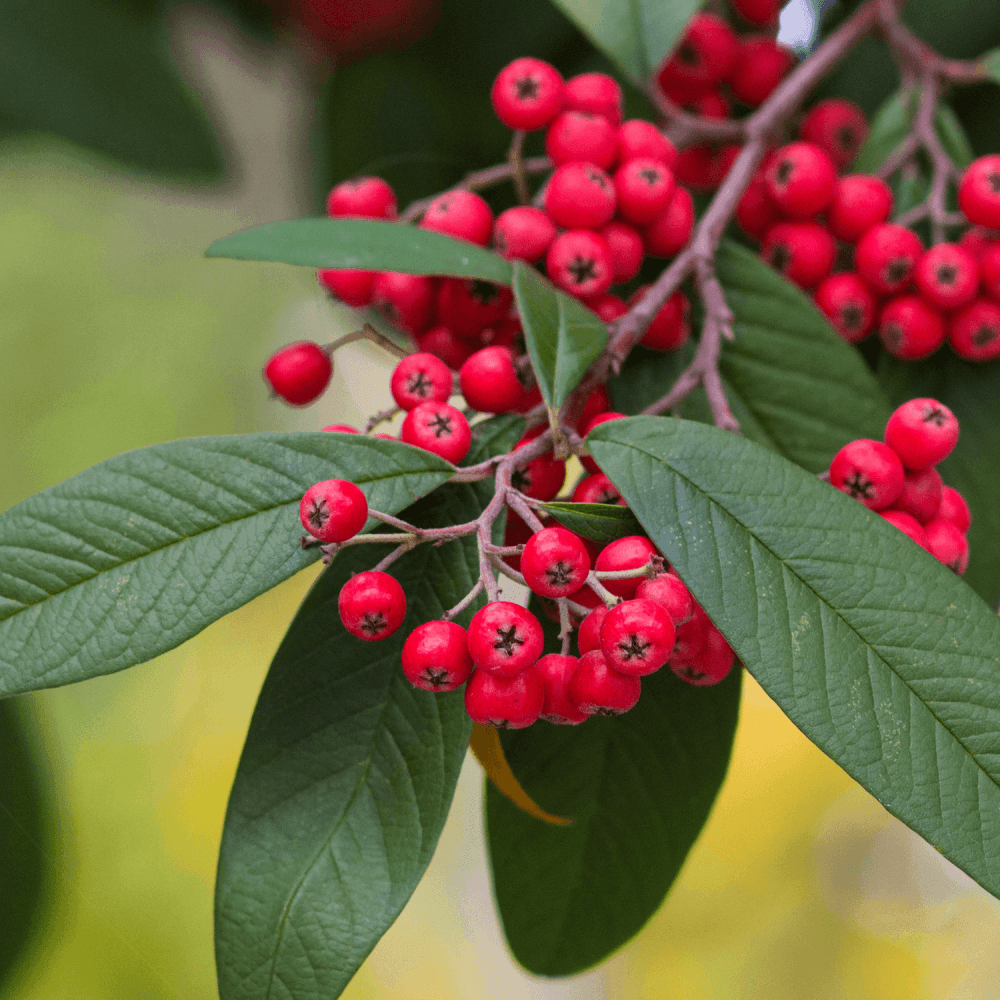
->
[[828, 397, 970, 573]]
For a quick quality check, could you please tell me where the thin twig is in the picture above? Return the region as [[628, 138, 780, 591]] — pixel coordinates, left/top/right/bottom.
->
[[365, 406, 401, 434], [508, 130, 530, 204], [442, 579, 484, 621]]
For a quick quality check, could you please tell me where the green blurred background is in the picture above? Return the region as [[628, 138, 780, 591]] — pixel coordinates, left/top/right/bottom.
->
[[3, 1, 1000, 997]]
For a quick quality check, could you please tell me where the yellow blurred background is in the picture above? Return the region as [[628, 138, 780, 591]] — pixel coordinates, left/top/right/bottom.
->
[[2, 11, 999, 999]]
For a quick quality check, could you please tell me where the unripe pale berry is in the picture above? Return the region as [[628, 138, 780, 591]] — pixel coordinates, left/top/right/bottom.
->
[[460, 347, 531, 414], [924, 519, 970, 574], [467, 601, 545, 677], [372, 271, 436, 335], [338, 571, 407, 641], [264, 341, 332, 406], [671, 624, 735, 686], [300, 479, 368, 543], [644, 185, 694, 258], [765, 142, 838, 219], [617, 120, 678, 169], [762, 221, 836, 290], [949, 299, 1000, 362], [829, 439, 905, 510], [880, 509, 929, 549], [546, 230, 614, 299], [594, 535, 657, 598], [420, 190, 493, 246], [958, 155, 1000, 230], [545, 111, 618, 169], [598, 222, 645, 283], [535, 654, 588, 724], [878, 295, 946, 361], [490, 57, 564, 132], [544, 163, 616, 230], [326, 176, 397, 219], [914, 244, 980, 312], [814, 273, 877, 343], [390, 352, 453, 411], [938, 486, 971, 533], [492, 206, 556, 263], [730, 37, 795, 107], [855, 224, 924, 296], [578, 606, 609, 655], [884, 398, 959, 470], [636, 574, 693, 625], [895, 466, 943, 525], [826, 175, 894, 244], [317, 267, 376, 308], [400, 401, 472, 463], [614, 158, 676, 226], [521, 527, 591, 599], [417, 325, 476, 371], [401, 620, 474, 692], [799, 98, 869, 170], [464, 666, 545, 728], [568, 650, 642, 717], [563, 72, 623, 125], [572, 473, 624, 505]]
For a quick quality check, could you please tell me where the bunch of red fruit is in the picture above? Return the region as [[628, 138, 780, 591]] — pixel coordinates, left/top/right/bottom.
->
[[828, 397, 971, 573]]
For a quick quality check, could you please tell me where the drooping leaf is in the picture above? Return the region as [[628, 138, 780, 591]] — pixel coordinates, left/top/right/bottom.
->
[[487, 665, 741, 975], [215, 418, 516, 1000], [590, 415, 1000, 900], [537, 501, 643, 543], [207, 218, 513, 285], [0, 0, 222, 177], [854, 88, 916, 173], [0, 434, 453, 696], [546, 0, 704, 83], [512, 262, 608, 411]]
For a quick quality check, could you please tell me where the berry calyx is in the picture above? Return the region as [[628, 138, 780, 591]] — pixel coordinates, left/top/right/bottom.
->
[[814, 273, 877, 343], [614, 158, 676, 226], [390, 352, 453, 410], [636, 573, 693, 625], [958, 155, 1000, 230], [855, 223, 924, 296], [263, 342, 332, 406], [401, 621, 474, 691], [490, 57, 564, 132], [884, 398, 959, 470], [546, 230, 614, 299], [521, 527, 592, 599], [878, 295, 946, 361], [568, 650, 642, 717], [299, 479, 368, 543], [326, 176, 397, 219], [765, 142, 838, 219], [544, 163, 617, 230], [464, 667, 545, 728], [762, 221, 836, 290], [829, 439, 905, 510], [400, 401, 472, 463], [535, 654, 588, 724], [594, 535, 657, 598], [420, 190, 494, 246], [338, 571, 407, 641], [914, 243, 979, 312], [467, 601, 545, 677], [949, 299, 1000, 362], [600, 598, 676, 676], [460, 347, 532, 414]]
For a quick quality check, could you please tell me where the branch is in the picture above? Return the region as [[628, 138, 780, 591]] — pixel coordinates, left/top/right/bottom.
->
[[878, 2, 987, 84]]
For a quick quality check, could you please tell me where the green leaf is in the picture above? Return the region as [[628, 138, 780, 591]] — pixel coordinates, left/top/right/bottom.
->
[[512, 262, 608, 410], [487, 667, 741, 975], [207, 218, 513, 284], [0, 0, 222, 178], [936, 103, 975, 169], [878, 353, 1000, 608], [590, 415, 1000, 901], [537, 501, 643, 543], [215, 421, 515, 1000], [0, 434, 453, 697], [547, 0, 704, 83], [854, 89, 915, 173], [983, 48, 1000, 84]]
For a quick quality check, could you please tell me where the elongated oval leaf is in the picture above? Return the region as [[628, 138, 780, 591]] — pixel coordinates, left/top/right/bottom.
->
[[513, 261, 608, 410], [548, 0, 703, 83], [215, 420, 519, 1000], [590, 416, 1000, 899], [854, 88, 915, 173], [207, 218, 513, 284], [537, 501, 643, 543], [0, 434, 452, 696]]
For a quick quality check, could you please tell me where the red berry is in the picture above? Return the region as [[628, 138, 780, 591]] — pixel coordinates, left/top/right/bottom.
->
[[417, 325, 476, 370], [924, 519, 970, 574], [594, 535, 657, 598], [564, 72, 623, 125], [731, 0, 780, 25], [263, 342, 332, 406], [939, 486, 971, 534], [799, 99, 869, 171], [671, 624, 735, 686], [617, 120, 678, 169], [460, 346, 531, 414], [880, 509, 929, 549], [630, 287, 691, 351], [914, 244, 980, 312], [568, 650, 642, 716], [765, 142, 837, 219], [300, 478, 368, 542], [674, 144, 741, 193], [884, 398, 959, 470], [636, 573, 693, 625], [464, 666, 545, 728], [467, 601, 545, 676], [435, 277, 512, 340], [895, 466, 943, 524], [400, 401, 472, 463], [578, 606, 609, 655], [482, 317, 525, 353], [390, 352, 452, 411], [322, 424, 359, 433], [814, 273, 877, 343], [420, 190, 494, 246], [576, 385, 611, 434], [826, 175, 894, 244], [401, 620, 474, 692], [762, 221, 836, 290], [878, 295, 946, 361], [372, 271, 436, 335], [338, 570, 407, 641], [961, 227, 1000, 261], [317, 267, 376, 308], [581, 411, 627, 474], [829, 439, 905, 510], [600, 598, 675, 676], [545, 111, 618, 169], [730, 37, 795, 107], [644, 185, 694, 258], [598, 222, 645, 283], [958, 155, 1000, 230], [490, 57, 564, 132], [855, 224, 924, 296], [491, 206, 556, 263], [586, 292, 629, 323], [535, 654, 588, 724], [981, 244, 1000, 303], [614, 157, 676, 227], [570, 473, 621, 506], [544, 163, 617, 230], [736, 172, 780, 242], [949, 299, 1000, 362], [511, 438, 566, 502], [326, 176, 396, 219], [657, 14, 739, 90], [669, 599, 710, 664], [521, 527, 591, 599], [546, 230, 614, 299]]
